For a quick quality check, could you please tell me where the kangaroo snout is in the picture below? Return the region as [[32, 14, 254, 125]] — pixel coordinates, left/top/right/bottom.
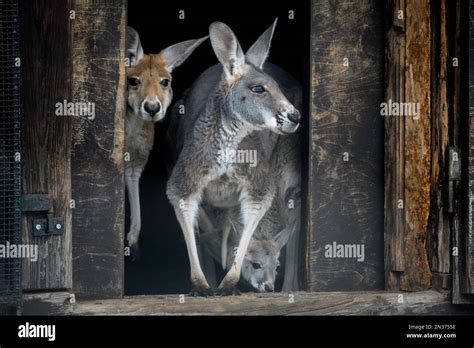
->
[[264, 283, 275, 292], [140, 97, 164, 122], [144, 100, 161, 116], [276, 105, 300, 134], [286, 109, 301, 125]]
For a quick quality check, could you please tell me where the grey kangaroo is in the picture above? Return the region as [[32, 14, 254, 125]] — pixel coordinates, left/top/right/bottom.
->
[[125, 27, 207, 254], [166, 19, 301, 295], [198, 183, 301, 292]]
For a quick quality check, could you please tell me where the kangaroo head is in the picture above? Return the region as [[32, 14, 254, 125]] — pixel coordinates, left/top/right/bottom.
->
[[126, 27, 207, 122], [241, 223, 295, 292], [209, 19, 301, 135]]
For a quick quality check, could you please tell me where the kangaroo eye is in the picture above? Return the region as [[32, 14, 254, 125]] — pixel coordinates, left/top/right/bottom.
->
[[250, 85, 266, 94], [128, 77, 141, 87], [160, 79, 170, 87], [252, 262, 262, 269]]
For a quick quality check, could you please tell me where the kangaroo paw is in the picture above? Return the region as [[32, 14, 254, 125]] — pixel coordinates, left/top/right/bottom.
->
[[214, 286, 241, 296], [189, 286, 214, 297]]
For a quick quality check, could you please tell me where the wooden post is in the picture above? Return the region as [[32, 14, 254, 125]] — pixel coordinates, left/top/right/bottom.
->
[[384, 0, 407, 290], [452, 0, 474, 304], [427, 0, 451, 290], [71, 0, 126, 299], [465, 0, 474, 295], [401, 0, 432, 291], [20, 0, 73, 290], [308, 0, 385, 291], [384, 0, 432, 292]]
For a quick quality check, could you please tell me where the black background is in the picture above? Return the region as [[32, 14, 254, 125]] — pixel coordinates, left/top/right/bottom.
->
[[125, 0, 310, 295], [1, 315, 473, 345]]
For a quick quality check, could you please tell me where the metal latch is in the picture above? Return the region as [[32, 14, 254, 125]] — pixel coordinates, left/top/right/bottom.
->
[[21, 194, 64, 236], [445, 147, 461, 214]]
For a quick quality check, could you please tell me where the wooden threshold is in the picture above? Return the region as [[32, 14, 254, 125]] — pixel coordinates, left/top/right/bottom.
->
[[22, 290, 473, 316]]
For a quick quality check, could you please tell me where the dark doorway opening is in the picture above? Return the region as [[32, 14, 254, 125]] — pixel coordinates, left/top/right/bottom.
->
[[125, 0, 310, 295]]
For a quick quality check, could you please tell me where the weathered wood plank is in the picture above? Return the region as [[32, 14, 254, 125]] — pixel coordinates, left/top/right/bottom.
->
[[71, 291, 473, 316], [466, 0, 474, 294], [308, 0, 385, 291], [385, 0, 433, 292], [400, 0, 432, 291], [22, 292, 73, 315], [453, 0, 473, 304], [71, 0, 126, 299], [20, 0, 73, 290], [384, 0, 406, 290], [427, 0, 450, 289]]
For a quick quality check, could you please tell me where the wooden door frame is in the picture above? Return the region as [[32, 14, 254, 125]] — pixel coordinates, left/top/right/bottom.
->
[[20, 0, 73, 291], [16, 0, 474, 313], [70, 0, 127, 300], [384, 0, 432, 292], [385, 0, 474, 305], [307, 0, 385, 292], [457, 0, 474, 302]]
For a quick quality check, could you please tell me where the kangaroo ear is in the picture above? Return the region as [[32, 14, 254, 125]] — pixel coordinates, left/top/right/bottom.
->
[[245, 18, 277, 69], [159, 36, 208, 72], [274, 222, 296, 251], [126, 26, 144, 67], [209, 22, 245, 82]]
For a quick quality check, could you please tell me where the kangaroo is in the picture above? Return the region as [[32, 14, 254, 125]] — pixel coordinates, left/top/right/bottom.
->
[[166, 19, 301, 295], [125, 27, 207, 254], [168, 93, 301, 293], [199, 185, 300, 292]]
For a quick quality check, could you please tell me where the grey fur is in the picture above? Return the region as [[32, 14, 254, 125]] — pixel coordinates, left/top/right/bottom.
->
[[166, 20, 301, 294], [199, 185, 300, 293]]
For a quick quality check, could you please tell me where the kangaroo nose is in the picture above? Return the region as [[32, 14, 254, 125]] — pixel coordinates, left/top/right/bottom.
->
[[144, 101, 161, 116], [264, 283, 274, 292], [287, 110, 301, 125]]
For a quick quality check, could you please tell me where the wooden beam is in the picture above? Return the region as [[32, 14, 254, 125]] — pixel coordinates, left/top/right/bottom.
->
[[71, 0, 126, 299], [20, 0, 73, 290], [70, 291, 472, 316], [22, 292, 73, 315], [385, 0, 432, 291], [465, 0, 474, 294], [308, 0, 385, 291], [453, 0, 474, 304], [385, 0, 407, 290], [427, 0, 450, 290], [401, 0, 432, 291]]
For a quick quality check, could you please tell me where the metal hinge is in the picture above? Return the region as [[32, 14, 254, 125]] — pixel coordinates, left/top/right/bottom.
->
[[444, 147, 461, 214], [21, 194, 64, 236]]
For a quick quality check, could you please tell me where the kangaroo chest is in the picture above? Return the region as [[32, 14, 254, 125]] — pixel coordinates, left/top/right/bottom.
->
[[203, 168, 245, 208], [201, 132, 277, 208], [125, 113, 155, 167], [202, 158, 271, 208]]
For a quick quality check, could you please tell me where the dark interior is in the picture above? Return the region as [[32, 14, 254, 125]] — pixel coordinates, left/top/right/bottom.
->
[[125, 0, 310, 295]]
